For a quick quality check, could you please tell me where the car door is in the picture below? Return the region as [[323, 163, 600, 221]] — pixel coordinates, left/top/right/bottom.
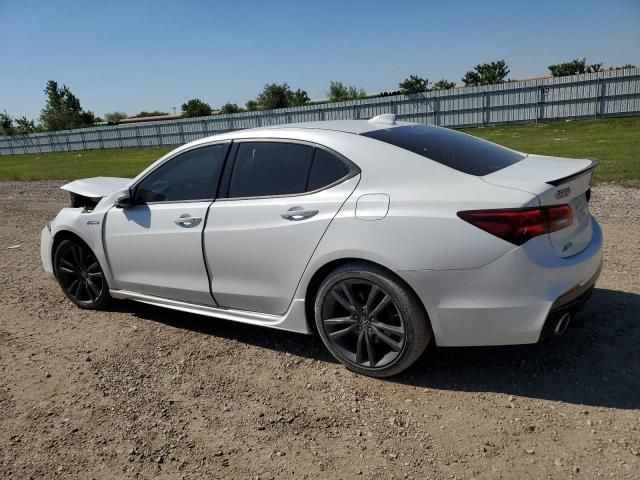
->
[[204, 140, 360, 315], [104, 143, 228, 304]]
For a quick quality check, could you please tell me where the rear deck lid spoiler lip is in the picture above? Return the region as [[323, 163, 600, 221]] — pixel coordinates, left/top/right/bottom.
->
[[546, 158, 599, 186]]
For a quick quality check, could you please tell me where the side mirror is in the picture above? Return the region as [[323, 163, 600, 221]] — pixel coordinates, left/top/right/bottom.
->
[[114, 189, 134, 209]]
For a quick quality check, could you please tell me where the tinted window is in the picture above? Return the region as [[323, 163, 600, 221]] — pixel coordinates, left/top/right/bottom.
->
[[229, 142, 314, 198], [361, 125, 524, 176], [307, 149, 350, 191], [136, 144, 226, 202]]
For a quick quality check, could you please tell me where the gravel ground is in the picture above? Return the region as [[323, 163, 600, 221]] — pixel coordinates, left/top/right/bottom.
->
[[1, 181, 639, 480]]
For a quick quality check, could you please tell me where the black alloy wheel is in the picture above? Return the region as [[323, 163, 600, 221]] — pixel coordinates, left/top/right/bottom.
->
[[315, 263, 431, 377], [54, 239, 110, 309]]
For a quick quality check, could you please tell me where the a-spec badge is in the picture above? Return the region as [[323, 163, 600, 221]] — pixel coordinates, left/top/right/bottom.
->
[[555, 186, 571, 199], [87, 220, 100, 225]]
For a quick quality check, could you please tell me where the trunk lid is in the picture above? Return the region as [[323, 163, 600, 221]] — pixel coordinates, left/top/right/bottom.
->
[[482, 155, 597, 257]]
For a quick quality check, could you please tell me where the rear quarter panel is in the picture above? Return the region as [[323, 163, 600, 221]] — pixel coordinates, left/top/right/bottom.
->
[[294, 134, 538, 300]]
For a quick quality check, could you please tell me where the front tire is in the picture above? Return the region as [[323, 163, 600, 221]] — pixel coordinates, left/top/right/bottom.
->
[[53, 239, 110, 309], [314, 263, 431, 377]]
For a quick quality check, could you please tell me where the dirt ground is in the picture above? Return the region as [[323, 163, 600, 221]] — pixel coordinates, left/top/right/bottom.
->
[[1, 181, 639, 480]]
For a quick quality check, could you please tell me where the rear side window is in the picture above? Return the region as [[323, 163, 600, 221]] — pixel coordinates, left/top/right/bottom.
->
[[307, 149, 350, 191], [229, 142, 314, 198], [361, 125, 524, 176]]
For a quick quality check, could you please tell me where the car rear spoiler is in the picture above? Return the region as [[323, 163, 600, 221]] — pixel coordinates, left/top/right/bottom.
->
[[546, 159, 599, 186]]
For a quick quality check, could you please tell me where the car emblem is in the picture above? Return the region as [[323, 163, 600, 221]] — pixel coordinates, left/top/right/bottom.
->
[[87, 220, 100, 225], [562, 241, 573, 253], [555, 187, 571, 199]]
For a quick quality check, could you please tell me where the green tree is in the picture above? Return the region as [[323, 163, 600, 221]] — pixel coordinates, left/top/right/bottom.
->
[[257, 83, 293, 109], [245, 100, 260, 111], [15, 116, 36, 134], [40, 80, 96, 130], [131, 111, 169, 118], [181, 99, 212, 117], [328, 81, 367, 102], [433, 79, 456, 90], [250, 83, 310, 110], [462, 60, 510, 86], [288, 88, 310, 107], [399, 75, 430, 94], [0, 110, 16, 136], [548, 58, 586, 76], [587, 63, 604, 73], [547, 58, 604, 77], [220, 103, 241, 114], [105, 111, 127, 122]]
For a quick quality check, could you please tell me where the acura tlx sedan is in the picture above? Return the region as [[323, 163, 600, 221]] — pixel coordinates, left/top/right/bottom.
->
[[41, 114, 603, 377]]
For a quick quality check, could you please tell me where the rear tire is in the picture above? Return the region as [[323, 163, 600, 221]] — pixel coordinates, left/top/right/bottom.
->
[[314, 262, 431, 377], [53, 239, 111, 309]]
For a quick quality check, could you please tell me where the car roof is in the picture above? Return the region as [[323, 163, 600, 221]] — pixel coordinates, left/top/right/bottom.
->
[[262, 119, 395, 135]]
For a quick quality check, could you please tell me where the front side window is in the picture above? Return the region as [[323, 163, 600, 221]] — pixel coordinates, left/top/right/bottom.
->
[[228, 142, 314, 198], [136, 144, 227, 203]]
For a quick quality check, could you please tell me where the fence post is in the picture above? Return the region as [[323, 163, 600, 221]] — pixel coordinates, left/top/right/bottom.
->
[[594, 76, 601, 119], [424, 94, 428, 125], [179, 122, 185, 144], [80, 131, 86, 149], [7, 137, 14, 155], [115, 127, 123, 148], [135, 125, 142, 147], [157, 125, 163, 146], [98, 129, 104, 149], [433, 96, 439, 126]]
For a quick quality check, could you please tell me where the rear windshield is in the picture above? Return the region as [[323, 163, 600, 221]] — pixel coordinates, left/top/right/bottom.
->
[[361, 124, 524, 176]]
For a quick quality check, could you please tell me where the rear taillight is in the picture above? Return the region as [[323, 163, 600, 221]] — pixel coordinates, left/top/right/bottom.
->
[[546, 205, 573, 233], [457, 205, 573, 245]]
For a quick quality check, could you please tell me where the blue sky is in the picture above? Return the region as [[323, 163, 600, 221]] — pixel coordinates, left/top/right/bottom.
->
[[1, 0, 639, 120]]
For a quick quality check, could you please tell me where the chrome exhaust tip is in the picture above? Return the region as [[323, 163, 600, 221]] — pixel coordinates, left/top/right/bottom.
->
[[554, 312, 571, 335]]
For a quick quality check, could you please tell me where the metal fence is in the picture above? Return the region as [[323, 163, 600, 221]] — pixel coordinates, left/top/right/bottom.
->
[[1, 68, 639, 156]]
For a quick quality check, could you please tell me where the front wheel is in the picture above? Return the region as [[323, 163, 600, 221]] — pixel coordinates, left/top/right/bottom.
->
[[314, 263, 431, 377], [53, 239, 110, 309]]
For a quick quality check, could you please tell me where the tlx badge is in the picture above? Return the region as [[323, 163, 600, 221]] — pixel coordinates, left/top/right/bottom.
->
[[555, 187, 571, 199]]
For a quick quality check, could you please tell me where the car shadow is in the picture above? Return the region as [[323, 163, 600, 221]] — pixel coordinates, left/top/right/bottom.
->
[[111, 287, 640, 410]]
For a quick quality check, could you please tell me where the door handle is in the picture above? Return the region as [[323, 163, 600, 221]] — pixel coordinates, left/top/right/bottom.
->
[[175, 214, 202, 227], [281, 206, 319, 221]]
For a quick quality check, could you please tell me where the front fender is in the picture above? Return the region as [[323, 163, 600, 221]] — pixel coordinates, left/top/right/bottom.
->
[[46, 207, 115, 288]]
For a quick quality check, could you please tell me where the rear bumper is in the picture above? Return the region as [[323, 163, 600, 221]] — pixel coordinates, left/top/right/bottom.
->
[[399, 217, 603, 347], [540, 261, 601, 337]]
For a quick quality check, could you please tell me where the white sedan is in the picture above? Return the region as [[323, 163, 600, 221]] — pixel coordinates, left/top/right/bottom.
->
[[41, 114, 603, 377]]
